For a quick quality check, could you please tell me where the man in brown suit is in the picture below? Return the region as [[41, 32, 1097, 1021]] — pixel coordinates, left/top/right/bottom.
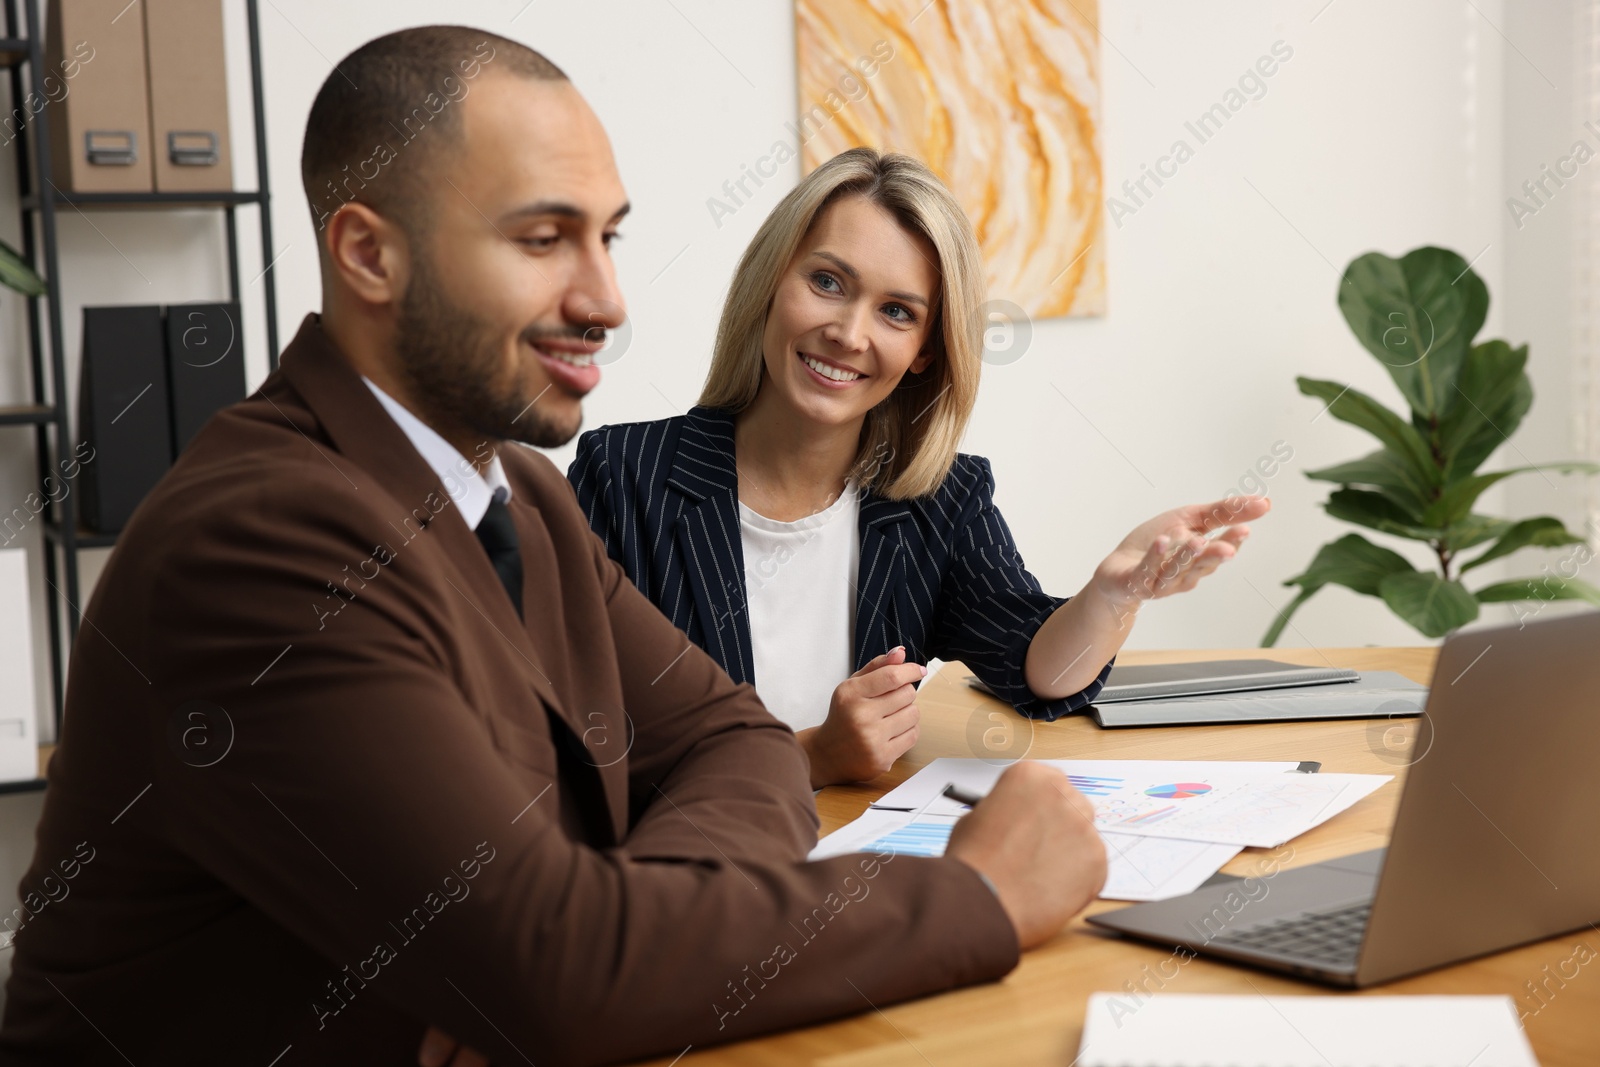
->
[[0, 25, 1105, 1066]]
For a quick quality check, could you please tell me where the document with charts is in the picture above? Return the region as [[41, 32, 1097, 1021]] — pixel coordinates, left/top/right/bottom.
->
[[1074, 770, 1388, 847], [809, 807, 1243, 902], [869, 758, 1392, 848]]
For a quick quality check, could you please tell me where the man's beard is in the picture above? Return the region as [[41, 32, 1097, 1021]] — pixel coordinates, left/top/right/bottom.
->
[[394, 251, 583, 450]]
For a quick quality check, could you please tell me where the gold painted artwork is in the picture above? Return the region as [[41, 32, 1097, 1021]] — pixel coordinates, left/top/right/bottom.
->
[[796, 0, 1106, 318]]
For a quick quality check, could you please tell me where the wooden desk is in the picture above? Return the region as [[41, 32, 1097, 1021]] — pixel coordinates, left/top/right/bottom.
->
[[644, 648, 1598, 1066]]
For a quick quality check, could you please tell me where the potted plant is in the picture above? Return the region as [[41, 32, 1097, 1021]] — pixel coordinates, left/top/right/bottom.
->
[[1263, 246, 1599, 644]]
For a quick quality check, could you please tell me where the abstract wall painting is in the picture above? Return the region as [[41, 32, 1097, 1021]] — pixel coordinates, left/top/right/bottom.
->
[[795, 0, 1106, 318]]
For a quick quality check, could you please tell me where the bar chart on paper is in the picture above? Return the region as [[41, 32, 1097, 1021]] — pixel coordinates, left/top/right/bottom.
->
[[839, 814, 1243, 902], [864, 817, 956, 857], [1066, 774, 1125, 797]]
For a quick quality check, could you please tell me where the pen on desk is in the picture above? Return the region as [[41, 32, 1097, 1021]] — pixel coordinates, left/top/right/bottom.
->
[[942, 783, 987, 808]]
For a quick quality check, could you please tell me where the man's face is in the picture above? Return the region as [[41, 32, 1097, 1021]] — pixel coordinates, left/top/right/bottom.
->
[[395, 73, 628, 450]]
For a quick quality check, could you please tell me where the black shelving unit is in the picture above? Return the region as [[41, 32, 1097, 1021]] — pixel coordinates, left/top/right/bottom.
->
[[3, 0, 280, 790]]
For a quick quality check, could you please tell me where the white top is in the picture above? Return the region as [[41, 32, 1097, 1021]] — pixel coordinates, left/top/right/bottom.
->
[[362, 376, 512, 528], [739, 482, 860, 731]]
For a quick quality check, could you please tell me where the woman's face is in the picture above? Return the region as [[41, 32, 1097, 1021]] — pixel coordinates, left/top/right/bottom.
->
[[758, 194, 940, 429]]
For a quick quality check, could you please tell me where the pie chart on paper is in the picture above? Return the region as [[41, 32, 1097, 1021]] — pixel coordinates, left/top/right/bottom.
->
[[1144, 782, 1212, 800]]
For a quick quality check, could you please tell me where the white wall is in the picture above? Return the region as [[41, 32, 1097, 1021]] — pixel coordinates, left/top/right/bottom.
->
[[1500, 0, 1598, 614], [4, 0, 1585, 748], [963, 0, 1512, 653]]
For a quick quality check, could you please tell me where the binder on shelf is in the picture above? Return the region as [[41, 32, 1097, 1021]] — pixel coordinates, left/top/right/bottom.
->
[[46, 0, 156, 194], [143, 0, 234, 192], [164, 302, 244, 454], [77, 306, 171, 534]]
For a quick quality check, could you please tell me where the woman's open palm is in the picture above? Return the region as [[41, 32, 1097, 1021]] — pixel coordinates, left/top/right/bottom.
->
[[1093, 496, 1271, 606]]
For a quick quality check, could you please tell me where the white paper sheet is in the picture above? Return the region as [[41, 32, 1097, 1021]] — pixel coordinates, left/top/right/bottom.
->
[[873, 758, 1310, 817], [1080, 771, 1390, 847], [869, 758, 1389, 848], [1097, 833, 1243, 901], [1077, 993, 1540, 1067], [810, 809, 1243, 902]]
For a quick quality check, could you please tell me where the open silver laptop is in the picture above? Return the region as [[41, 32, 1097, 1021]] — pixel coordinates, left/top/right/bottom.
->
[[1087, 609, 1600, 987]]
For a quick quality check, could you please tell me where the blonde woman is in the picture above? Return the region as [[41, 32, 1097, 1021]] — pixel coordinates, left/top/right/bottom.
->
[[569, 148, 1267, 788]]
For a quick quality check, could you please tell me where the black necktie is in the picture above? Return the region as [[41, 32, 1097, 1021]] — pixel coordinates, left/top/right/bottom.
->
[[474, 497, 523, 620]]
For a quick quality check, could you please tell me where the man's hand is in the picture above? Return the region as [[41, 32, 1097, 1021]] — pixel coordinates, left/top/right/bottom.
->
[[945, 762, 1107, 950], [1093, 495, 1269, 610], [419, 1026, 488, 1067], [797, 646, 924, 787]]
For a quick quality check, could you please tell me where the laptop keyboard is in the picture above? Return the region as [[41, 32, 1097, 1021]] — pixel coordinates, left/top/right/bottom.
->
[[1215, 902, 1371, 967]]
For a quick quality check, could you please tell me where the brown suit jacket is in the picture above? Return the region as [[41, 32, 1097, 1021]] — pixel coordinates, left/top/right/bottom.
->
[[0, 316, 1016, 1066]]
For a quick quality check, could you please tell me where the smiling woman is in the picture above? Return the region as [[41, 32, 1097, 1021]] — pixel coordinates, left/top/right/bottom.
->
[[702, 149, 982, 503], [570, 147, 1267, 789]]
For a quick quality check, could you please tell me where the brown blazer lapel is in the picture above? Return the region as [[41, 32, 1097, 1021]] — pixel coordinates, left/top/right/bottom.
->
[[274, 315, 569, 722], [505, 494, 629, 841]]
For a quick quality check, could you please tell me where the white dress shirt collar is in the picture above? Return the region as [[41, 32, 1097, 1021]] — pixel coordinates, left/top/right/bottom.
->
[[361, 376, 512, 530]]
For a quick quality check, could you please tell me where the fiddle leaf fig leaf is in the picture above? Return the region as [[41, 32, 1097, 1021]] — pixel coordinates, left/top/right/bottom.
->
[[1438, 340, 1531, 478], [1423, 463, 1597, 528], [1324, 489, 1444, 543], [1459, 517, 1587, 574], [1378, 572, 1480, 638], [1305, 449, 1432, 520], [1474, 576, 1600, 608], [1297, 377, 1437, 483], [1441, 514, 1512, 554], [1338, 247, 1488, 418], [1262, 534, 1416, 647], [1284, 533, 1416, 596]]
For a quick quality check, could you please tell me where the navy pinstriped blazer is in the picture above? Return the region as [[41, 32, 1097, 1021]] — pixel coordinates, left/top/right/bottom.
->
[[567, 406, 1112, 720]]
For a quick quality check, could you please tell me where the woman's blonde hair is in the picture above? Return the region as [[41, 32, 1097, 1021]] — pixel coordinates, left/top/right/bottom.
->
[[698, 147, 985, 501]]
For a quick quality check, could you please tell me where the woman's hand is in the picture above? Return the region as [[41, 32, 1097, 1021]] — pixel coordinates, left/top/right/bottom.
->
[[1090, 495, 1271, 617], [1025, 496, 1270, 701], [797, 647, 924, 788]]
